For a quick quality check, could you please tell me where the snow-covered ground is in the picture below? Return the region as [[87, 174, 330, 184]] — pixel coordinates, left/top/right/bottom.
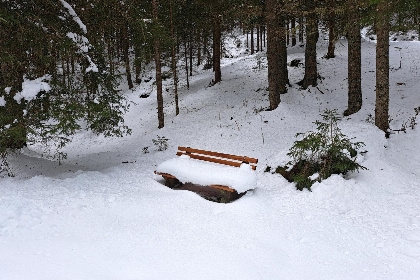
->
[[1, 33, 420, 279]]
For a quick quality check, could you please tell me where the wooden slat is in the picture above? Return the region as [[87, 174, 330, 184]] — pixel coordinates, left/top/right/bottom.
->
[[210, 185, 236, 192], [176, 152, 257, 170], [178, 146, 258, 164], [154, 171, 178, 179]]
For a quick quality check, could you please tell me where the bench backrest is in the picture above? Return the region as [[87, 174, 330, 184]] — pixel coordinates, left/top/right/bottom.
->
[[176, 146, 258, 170]]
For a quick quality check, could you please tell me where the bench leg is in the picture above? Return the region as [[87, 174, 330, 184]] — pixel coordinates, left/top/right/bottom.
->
[[218, 189, 241, 203], [163, 176, 182, 189]]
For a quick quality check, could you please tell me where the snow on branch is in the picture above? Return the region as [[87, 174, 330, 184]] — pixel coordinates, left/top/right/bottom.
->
[[59, 0, 87, 34], [13, 75, 51, 104]]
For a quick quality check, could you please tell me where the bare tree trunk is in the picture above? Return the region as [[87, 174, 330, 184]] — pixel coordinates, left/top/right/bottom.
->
[[189, 38, 193, 76], [298, 16, 304, 43], [170, 0, 179, 115], [197, 30, 201, 66], [345, 0, 362, 116], [326, 0, 336, 59], [263, 26, 266, 47], [213, 12, 222, 83], [266, 0, 288, 110], [250, 25, 254, 54], [135, 48, 142, 84], [301, 3, 318, 89], [375, 4, 390, 135], [184, 40, 189, 89], [291, 18, 296, 46], [203, 30, 208, 64], [153, 0, 164, 128], [256, 25, 260, 52], [123, 23, 133, 89]]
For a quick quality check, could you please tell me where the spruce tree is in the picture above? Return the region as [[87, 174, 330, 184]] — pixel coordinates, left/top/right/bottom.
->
[[0, 0, 130, 161]]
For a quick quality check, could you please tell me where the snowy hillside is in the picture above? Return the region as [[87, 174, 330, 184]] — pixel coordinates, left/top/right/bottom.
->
[[1, 33, 420, 279]]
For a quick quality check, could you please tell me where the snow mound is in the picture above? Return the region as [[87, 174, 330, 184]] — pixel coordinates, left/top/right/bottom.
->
[[156, 155, 257, 193]]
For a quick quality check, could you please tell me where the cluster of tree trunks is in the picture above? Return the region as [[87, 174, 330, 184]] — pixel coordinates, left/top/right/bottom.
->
[[2, 0, 411, 147]]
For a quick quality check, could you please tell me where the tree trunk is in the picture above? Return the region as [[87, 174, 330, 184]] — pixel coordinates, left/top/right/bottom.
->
[[123, 23, 133, 89], [256, 25, 260, 52], [189, 38, 193, 76], [107, 37, 114, 75], [375, 5, 390, 135], [263, 26, 266, 47], [250, 25, 254, 54], [197, 30, 201, 66], [326, 0, 336, 59], [298, 16, 304, 43], [135, 48, 142, 84], [301, 3, 318, 89], [266, 0, 288, 110], [213, 12, 222, 83], [184, 40, 189, 89], [170, 0, 179, 115], [291, 18, 296, 46], [345, 0, 362, 116], [153, 0, 164, 128], [246, 29, 249, 48]]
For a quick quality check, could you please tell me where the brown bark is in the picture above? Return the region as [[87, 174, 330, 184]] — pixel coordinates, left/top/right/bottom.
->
[[122, 23, 133, 89], [153, 0, 164, 128], [170, 0, 179, 115], [375, 5, 390, 135], [250, 25, 254, 54], [256, 25, 260, 52], [263, 26, 266, 47], [184, 40, 189, 89], [189, 39, 193, 76], [213, 12, 221, 83], [197, 31, 201, 66], [135, 49, 141, 84], [345, 0, 362, 116], [107, 37, 114, 75], [298, 16, 304, 43], [291, 18, 296, 46], [266, 0, 288, 110], [326, 0, 336, 59], [301, 2, 318, 89], [246, 29, 249, 48]]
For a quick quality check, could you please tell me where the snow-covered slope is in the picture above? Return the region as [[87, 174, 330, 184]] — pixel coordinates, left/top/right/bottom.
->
[[1, 33, 420, 279]]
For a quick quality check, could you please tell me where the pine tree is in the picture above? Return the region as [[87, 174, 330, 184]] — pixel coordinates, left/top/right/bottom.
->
[[0, 0, 130, 160]]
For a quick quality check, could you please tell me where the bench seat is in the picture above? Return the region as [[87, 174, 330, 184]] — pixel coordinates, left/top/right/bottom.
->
[[155, 154, 257, 193]]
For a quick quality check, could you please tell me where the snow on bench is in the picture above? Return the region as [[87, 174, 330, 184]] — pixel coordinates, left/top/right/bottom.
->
[[155, 147, 258, 201]]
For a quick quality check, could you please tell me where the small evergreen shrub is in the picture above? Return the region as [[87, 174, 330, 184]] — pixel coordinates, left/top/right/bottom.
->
[[284, 109, 367, 190], [152, 135, 169, 151]]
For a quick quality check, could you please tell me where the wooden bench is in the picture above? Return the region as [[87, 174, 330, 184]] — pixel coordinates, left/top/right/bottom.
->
[[155, 147, 258, 202]]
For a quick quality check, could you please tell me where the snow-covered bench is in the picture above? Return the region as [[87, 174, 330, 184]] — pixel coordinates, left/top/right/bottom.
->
[[155, 147, 258, 202]]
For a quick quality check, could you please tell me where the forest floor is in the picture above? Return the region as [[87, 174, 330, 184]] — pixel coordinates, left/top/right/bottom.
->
[[1, 31, 420, 279]]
